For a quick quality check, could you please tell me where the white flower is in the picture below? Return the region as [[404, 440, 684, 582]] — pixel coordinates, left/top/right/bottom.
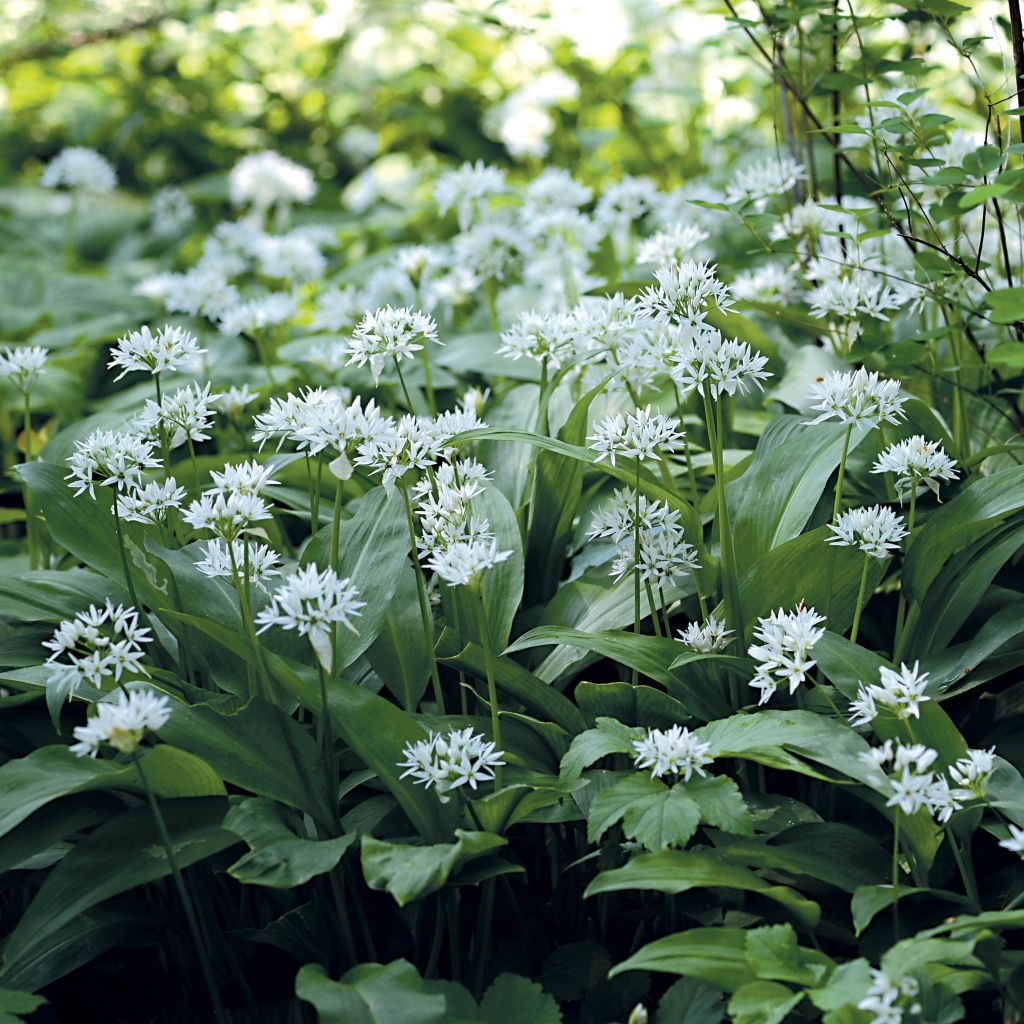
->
[[255, 564, 364, 671], [107, 325, 205, 381], [862, 740, 941, 816], [311, 284, 366, 332], [611, 522, 699, 586], [587, 489, 679, 545], [44, 601, 153, 697], [0, 346, 47, 393], [678, 614, 733, 653], [218, 292, 299, 336], [252, 388, 341, 451], [66, 430, 161, 499], [725, 154, 806, 208], [150, 186, 194, 234], [857, 967, 920, 1024], [147, 267, 241, 319], [426, 534, 512, 588], [872, 435, 959, 501], [137, 382, 220, 448], [398, 727, 505, 802], [434, 161, 508, 230], [805, 368, 907, 429], [354, 414, 448, 490], [636, 224, 710, 267], [229, 150, 316, 210], [999, 824, 1024, 856], [453, 222, 521, 283], [587, 407, 682, 466], [731, 264, 802, 305], [594, 175, 658, 230], [632, 725, 714, 781], [194, 539, 281, 587], [748, 605, 826, 705], [207, 460, 279, 498], [70, 687, 171, 757], [346, 306, 439, 384], [183, 490, 272, 541], [848, 661, 931, 726], [41, 147, 116, 194], [522, 168, 592, 213], [214, 385, 259, 417], [808, 272, 903, 323], [118, 478, 187, 525], [948, 747, 996, 798], [498, 310, 578, 369], [828, 505, 908, 559], [252, 233, 327, 283], [670, 328, 771, 400], [638, 260, 734, 326]]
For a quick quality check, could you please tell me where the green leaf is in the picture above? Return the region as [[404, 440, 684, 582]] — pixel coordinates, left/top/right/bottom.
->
[[303, 487, 409, 671], [137, 745, 225, 797], [851, 884, 972, 936], [365, 563, 430, 710], [685, 775, 753, 836], [0, 797, 234, 990], [985, 286, 1024, 323], [745, 924, 823, 985], [727, 982, 803, 1024], [225, 798, 354, 887], [0, 987, 46, 1024], [560, 717, 642, 781], [480, 974, 562, 1024], [656, 978, 725, 1023], [808, 959, 873, 1012], [587, 774, 701, 850], [608, 928, 754, 990], [361, 830, 507, 907], [585, 850, 821, 927]]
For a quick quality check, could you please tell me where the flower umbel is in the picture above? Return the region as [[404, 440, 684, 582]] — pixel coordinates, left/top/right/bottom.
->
[[398, 727, 505, 803], [632, 725, 714, 781], [70, 687, 171, 758]]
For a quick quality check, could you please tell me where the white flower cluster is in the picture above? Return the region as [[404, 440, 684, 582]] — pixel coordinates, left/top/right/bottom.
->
[[194, 539, 282, 587], [255, 563, 364, 671], [108, 325, 205, 381], [70, 687, 171, 758], [748, 605, 826, 705], [398, 726, 505, 802], [498, 311, 578, 370], [150, 186, 194, 235], [136, 382, 220, 449], [414, 460, 512, 587], [42, 147, 117, 194], [0, 346, 47, 393], [118, 478, 187, 525], [344, 306, 440, 384], [632, 725, 714, 781], [433, 161, 508, 231], [229, 150, 316, 212], [670, 329, 772, 400], [872, 435, 959, 501], [65, 429, 162, 499], [638, 260, 733, 326], [805, 368, 907, 429], [725, 154, 807, 208], [587, 406, 682, 466], [828, 505, 908, 559], [857, 969, 921, 1024], [678, 614, 733, 653], [848, 661, 931, 726], [43, 601, 153, 696]]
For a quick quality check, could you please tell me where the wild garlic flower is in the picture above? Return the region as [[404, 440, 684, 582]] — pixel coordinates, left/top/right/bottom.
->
[[587, 489, 679, 545], [145, 266, 241, 320], [118, 478, 187, 525], [498, 311, 577, 369], [638, 260, 734, 326], [218, 292, 299, 337], [748, 605, 826, 706], [453, 222, 521, 283], [214, 385, 259, 418], [183, 490, 272, 541], [229, 150, 316, 211], [207, 460, 279, 498], [150, 186, 193, 234], [521, 168, 593, 213], [872, 435, 959, 501], [948, 747, 996, 799], [41, 147, 117, 194], [434, 161, 508, 230], [194, 539, 281, 586], [828, 505, 908, 559], [848, 662, 931, 727], [670, 329, 771, 400], [0, 346, 47, 393], [732, 264, 802, 305], [43, 601, 153, 696], [398, 727, 505, 802], [255, 563, 364, 671], [136, 382, 220, 448], [346, 306, 440, 384], [252, 388, 340, 450], [70, 687, 171, 758], [426, 534, 513, 587], [292, 397, 385, 480], [1000, 824, 1024, 856], [587, 407, 682, 466], [678, 614, 733, 653], [859, 740, 939, 816], [807, 272, 903, 324], [636, 224, 711, 267], [594, 175, 658, 229], [725, 154, 806, 208], [611, 522, 699, 586], [804, 368, 907, 429], [632, 725, 714, 781], [395, 244, 444, 287], [107, 325, 205, 380], [66, 430, 161, 499], [311, 284, 365, 332], [857, 968, 921, 1024]]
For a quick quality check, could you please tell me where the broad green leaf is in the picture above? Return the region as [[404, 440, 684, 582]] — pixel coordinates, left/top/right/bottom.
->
[[983, 285, 1024, 324], [745, 924, 824, 985], [479, 974, 562, 1024], [608, 928, 754, 990], [851, 884, 972, 936], [225, 798, 354, 887], [0, 987, 46, 1024], [574, 680, 690, 729], [727, 982, 803, 1024], [685, 775, 753, 836], [0, 797, 234, 990], [560, 717, 643, 781], [808, 959, 873, 1012], [360, 830, 507, 906], [585, 850, 821, 927], [0, 569, 127, 623], [656, 978, 725, 1024], [587, 774, 700, 850], [137, 744, 225, 797]]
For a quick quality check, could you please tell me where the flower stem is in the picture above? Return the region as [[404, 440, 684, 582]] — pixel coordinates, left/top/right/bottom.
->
[[849, 552, 871, 645], [892, 811, 901, 941], [824, 423, 854, 620], [393, 356, 415, 411], [894, 489, 917, 659], [946, 825, 981, 910], [22, 391, 38, 569], [418, 346, 437, 416], [112, 490, 141, 610], [134, 755, 228, 1024], [474, 584, 503, 790], [316, 661, 338, 812], [399, 481, 445, 713], [632, 458, 642, 685]]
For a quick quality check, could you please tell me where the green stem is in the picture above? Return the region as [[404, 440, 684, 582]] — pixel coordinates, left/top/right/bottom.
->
[[419, 346, 437, 416], [645, 580, 662, 637], [849, 552, 871, 645], [946, 826, 981, 910], [316, 662, 338, 817], [475, 584, 503, 789], [112, 490, 141, 609], [824, 423, 854, 620], [229, 539, 275, 702], [400, 481, 445, 713], [892, 811, 901, 940], [187, 438, 201, 494], [393, 356, 415, 411], [632, 458, 642, 685], [894, 489, 917, 661], [134, 755, 228, 1024], [22, 391, 37, 570], [311, 457, 323, 536], [473, 879, 496, 999], [330, 475, 343, 569]]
